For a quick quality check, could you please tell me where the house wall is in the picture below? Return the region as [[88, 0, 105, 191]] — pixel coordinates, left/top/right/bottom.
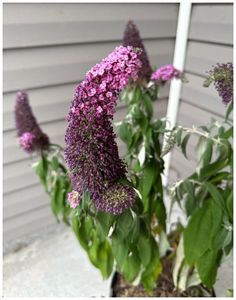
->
[[3, 3, 178, 251], [169, 3, 233, 184]]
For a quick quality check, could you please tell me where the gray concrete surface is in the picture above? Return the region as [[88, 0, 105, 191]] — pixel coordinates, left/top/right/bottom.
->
[[3, 222, 233, 297], [3, 224, 111, 297]]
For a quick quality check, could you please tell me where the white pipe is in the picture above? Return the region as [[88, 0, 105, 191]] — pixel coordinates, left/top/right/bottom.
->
[[162, 2, 192, 187]]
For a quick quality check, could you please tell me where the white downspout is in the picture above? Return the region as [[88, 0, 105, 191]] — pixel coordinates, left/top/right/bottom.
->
[[162, 2, 192, 187]]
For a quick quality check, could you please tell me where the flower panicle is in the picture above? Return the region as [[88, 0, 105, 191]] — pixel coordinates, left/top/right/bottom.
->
[[15, 90, 50, 153], [204, 62, 233, 105], [122, 20, 153, 80], [65, 46, 142, 215], [151, 64, 184, 84]]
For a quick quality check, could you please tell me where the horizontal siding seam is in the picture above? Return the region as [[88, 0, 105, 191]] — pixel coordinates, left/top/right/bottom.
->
[[188, 38, 233, 47], [3, 36, 176, 51], [3, 202, 51, 222]]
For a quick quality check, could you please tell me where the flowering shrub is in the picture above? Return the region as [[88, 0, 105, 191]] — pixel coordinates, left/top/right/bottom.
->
[[14, 19, 233, 296]]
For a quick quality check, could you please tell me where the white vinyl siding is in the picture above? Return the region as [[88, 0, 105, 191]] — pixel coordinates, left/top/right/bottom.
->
[[3, 3, 178, 251]]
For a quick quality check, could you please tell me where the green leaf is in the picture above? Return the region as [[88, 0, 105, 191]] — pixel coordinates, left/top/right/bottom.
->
[[202, 139, 213, 167], [81, 191, 90, 212], [123, 250, 141, 282], [199, 159, 227, 180], [130, 216, 140, 244], [209, 172, 229, 184], [97, 240, 114, 279], [205, 182, 225, 212], [116, 210, 133, 238], [140, 162, 156, 198], [118, 122, 132, 146], [111, 233, 129, 269], [226, 191, 233, 222], [225, 101, 233, 122], [176, 127, 183, 146], [211, 226, 229, 251], [72, 216, 93, 251], [50, 178, 60, 219], [141, 239, 162, 291], [196, 249, 222, 288], [143, 93, 153, 119], [32, 156, 48, 188], [154, 197, 166, 230], [96, 211, 113, 237], [181, 133, 190, 158], [132, 86, 142, 104], [184, 201, 212, 265], [137, 234, 151, 267], [88, 234, 100, 268], [50, 156, 60, 170]]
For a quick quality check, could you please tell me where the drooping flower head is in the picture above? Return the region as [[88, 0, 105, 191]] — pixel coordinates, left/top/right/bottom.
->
[[15, 91, 50, 152], [204, 63, 233, 105], [65, 46, 141, 214], [122, 20, 152, 80], [151, 64, 183, 84]]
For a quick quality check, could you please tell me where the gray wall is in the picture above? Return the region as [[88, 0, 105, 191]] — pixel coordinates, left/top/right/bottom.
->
[[3, 3, 178, 250], [169, 3, 233, 183]]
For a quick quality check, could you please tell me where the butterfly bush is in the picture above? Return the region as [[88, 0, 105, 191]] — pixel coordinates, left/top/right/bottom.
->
[[123, 20, 152, 80], [65, 46, 142, 214], [15, 91, 50, 152], [151, 64, 183, 84], [204, 62, 233, 105]]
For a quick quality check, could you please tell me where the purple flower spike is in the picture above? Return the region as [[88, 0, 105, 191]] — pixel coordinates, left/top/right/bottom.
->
[[15, 91, 50, 152], [205, 63, 233, 105], [65, 46, 142, 215], [123, 20, 153, 80], [151, 64, 183, 84]]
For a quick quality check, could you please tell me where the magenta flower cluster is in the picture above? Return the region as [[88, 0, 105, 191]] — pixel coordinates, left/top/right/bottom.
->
[[69, 46, 142, 120], [151, 64, 183, 84], [19, 132, 36, 152], [65, 46, 142, 214], [15, 91, 50, 153]]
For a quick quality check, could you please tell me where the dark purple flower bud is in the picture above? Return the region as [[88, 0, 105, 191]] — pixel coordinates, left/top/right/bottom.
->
[[204, 63, 233, 105], [65, 46, 142, 214], [15, 91, 50, 152], [122, 20, 153, 80]]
